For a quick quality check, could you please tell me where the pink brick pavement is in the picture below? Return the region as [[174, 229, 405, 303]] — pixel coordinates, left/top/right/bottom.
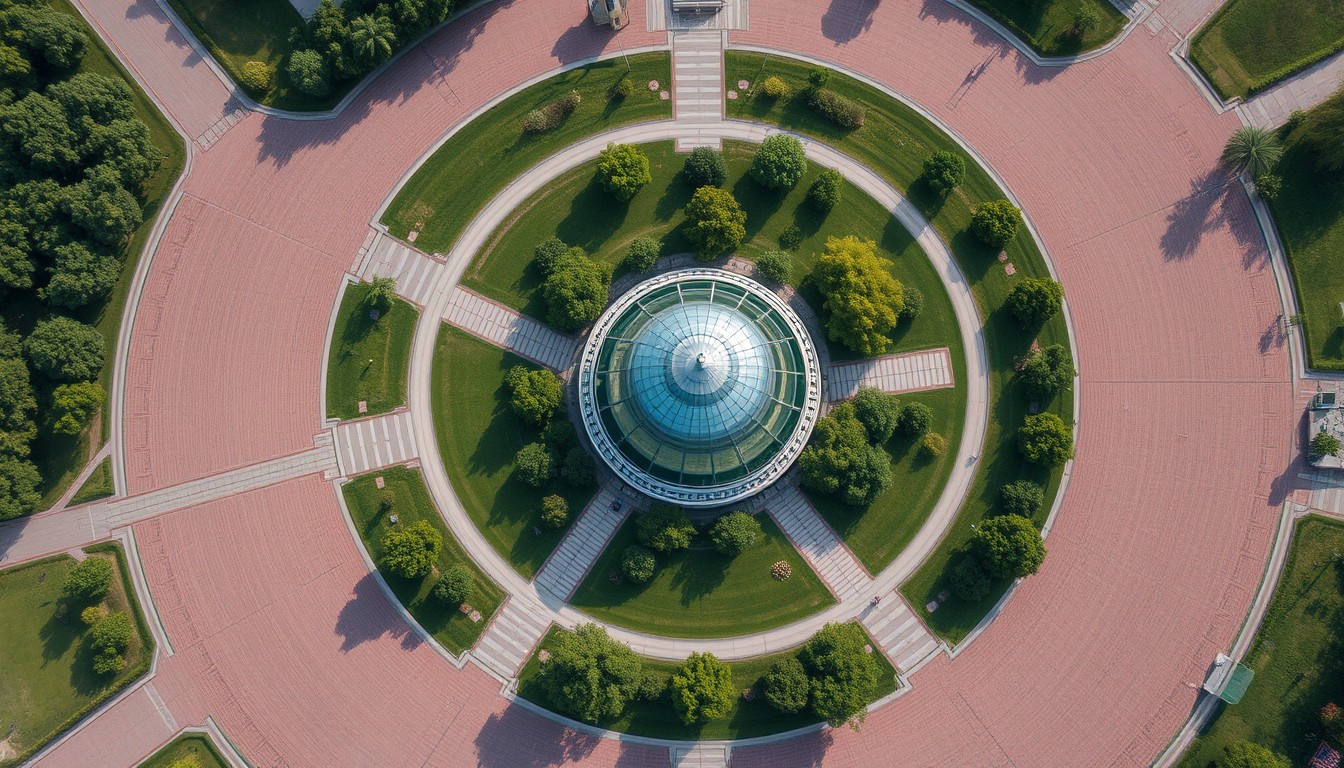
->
[[53, 0, 1299, 764]]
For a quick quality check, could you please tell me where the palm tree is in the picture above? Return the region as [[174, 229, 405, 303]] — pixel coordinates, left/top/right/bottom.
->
[[349, 15, 396, 68], [1221, 126, 1283, 178]]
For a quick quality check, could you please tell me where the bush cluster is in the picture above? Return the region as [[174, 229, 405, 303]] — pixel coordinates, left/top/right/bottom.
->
[[951, 514, 1045, 601], [759, 75, 789, 99], [684, 186, 747, 257], [806, 169, 843, 212], [623, 236, 660, 272], [755, 250, 792, 283], [63, 556, 113, 602], [432, 565, 473, 607], [799, 401, 892, 506], [539, 624, 644, 723], [805, 88, 865, 129], [522, 90, 581, 134], [240, 60, 274, 92], [609, 76, 634, 100], [531, 240, 611, 332], [1018, 343, 1075, 401], [503, 365, 563, 426], [89, 610, 132, 675]]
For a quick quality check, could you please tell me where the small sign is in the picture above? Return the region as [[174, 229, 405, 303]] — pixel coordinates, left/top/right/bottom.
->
[[358, 400, 368, 414], [1004, 263, 1016, 276], [375, 476, 385, 489]]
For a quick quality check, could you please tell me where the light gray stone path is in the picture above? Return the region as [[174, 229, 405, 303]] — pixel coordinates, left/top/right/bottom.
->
[[760, 484, 871, 601], [332, 410, 419, 477], [672, 30, 724, 150], [353, 228, 444, 307], [471, 596, 552, 679], [442, 286, 578, 371], [860, 593, 943, 674], [1301, 468, 1344, 515], [0, 442, 338, 565], [825, 347, 955, 403], [533, 485, 631, 604], [1240, 51, 1344, 129], [671, 744, 730, 768], [648, 0, 748, 31]]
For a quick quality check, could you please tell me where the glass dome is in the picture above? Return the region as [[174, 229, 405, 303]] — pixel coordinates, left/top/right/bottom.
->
[[578, 269, 821, 507]]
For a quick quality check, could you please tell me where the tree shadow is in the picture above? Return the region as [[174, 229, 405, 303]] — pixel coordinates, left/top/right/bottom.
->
[[667, 551, 729, 606], [1160, 168, 1239, 260], [0, 510, 34, 562], [39, 600, 80, 663], [474, 705, 607, 768], [821, 0, 878, 44], [732, 174, 788, 243], [334, 572, 420, 652], [556, 176, 631, 252]]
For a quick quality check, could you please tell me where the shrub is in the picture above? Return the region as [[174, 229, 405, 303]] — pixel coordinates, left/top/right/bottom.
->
[[379, 489, 396, 511], [799, 402, 892, 506], [621, 545, 656, 583], [709, 511, 761, 556], [623, 236, 660, 272], [813, 236, 903, 356], [950, 557, 991, 601], [514, 442, 554, 487], [1255, 172, 1281, 201], [922, 150, 966, 196], [596, 142, 651, 202], [638, 672, 668, 701], [1219, 741, 1290, 768], [971, 514, 1045, 579], [542, 249, 612, 331], [805, 88, 865, 129], [432, 565, 473, 606], [63, 556, 113, 602], [79, 604, 105, 625], [544, 419, 577, 451], [1000, 480, 1044, 518], [540, 624, 643, 723], [682, 146, 726, 187], [771, 560, 792, 580], [760, 75, 789, 98], [504, 365, 563, 426], [1018, 344, 1075, 400], [762, 657, 810, 713], [755, 250, 791, 282], [1007, 278, 1064, 327], [240, 60, 274, 92], [1017, 412, 1073, 466], [1072, 5, 1100, 34], [970, 199, 1022, 248], [636, 505, 696, 552], [49, 380, 103, 435], [899, 285, 924, 322], [1312, 430, 1341, 459], [670, 652, 735, 724], [532, 237, 570, 276], [749, 134, 808, 189], [806, 169, 843, 212], [541, 494, 570, 529], [898, 402, 933, 437], [91, 610, 133, 654], [609, 76, 634, 100], [807, 67, 831, 87], [561, 446, 597, 487], [1221, 126, 1282, 178], [684, 186, 747, 257], [919, 432, 947, 458], [522, 90, 580, 133], [366, 275, 397, 310], [380, 520, 442, 579], [287, 49, 331, 97], [24, 316, 104, 381], [92, 648, 124, 675], [1322, 702, 1344, 736], [851, 387, 902, 445], [800, 622, 879, 728], [779, 225, 803, 250]]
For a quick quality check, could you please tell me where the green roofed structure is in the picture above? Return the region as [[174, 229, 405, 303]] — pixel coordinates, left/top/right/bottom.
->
[[578, 269, 821, 507]]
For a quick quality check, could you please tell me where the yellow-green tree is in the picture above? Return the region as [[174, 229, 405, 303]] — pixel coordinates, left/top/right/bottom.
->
[[812, 236, 903, 356]]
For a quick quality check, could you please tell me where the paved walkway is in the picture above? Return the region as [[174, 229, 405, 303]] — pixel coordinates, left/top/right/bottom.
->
[[471, 596, 553, 679], [758, 484, 871, 601], [825, 347, 955, 402], [672, 745, 731, 768], [533, 485, 632, 604], [353, 228, 444, 307], [442, 286, 578, 371], [859, 593, 943, 674], [1240, 50, 1344, 129], [672, 30, 725, 150], [332, 411, 419, 477]]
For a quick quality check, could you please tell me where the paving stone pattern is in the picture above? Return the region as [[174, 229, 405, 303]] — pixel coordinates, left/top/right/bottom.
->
[[860, 593, 943, 674], [672, 30, 725, 130], [332, 411, 419, 477], [648, 0, 749, 31], [353, 229, 444, 307], [761, 484, 871, 600], [442, 286, 578, 371], [194, 100, 248, 151], [471, 596, 552, 679], [533, 485, 631, 604], [825, 347, 954, 402], [671, 745, 731, 768]]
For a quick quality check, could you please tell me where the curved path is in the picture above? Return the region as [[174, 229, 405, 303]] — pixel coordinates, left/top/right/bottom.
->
[[30, 0, 1299, 763]]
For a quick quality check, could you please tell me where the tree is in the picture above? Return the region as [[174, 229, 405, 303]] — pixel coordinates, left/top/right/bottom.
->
[[800, 622, 879, 728], [241, 60, 274, 92], [798, 402, 892, 506], [970, 199, 1022, 248], [540, 494, 569, 528], [432, 565, 473, 606], [379, 520, 441, 579], [86, 116, 162, 188], [623, 236, 659, 272], [540, 624, 643, 723], [850, 387, 901, 444], [24, 316, 104, 381], [0, 356, 36, 455], [49, 380, 103, 435], [709, 511, 761, 556], [683, 186, 746, 257], [47, 73, 134, 129], [349, 14, 396, 68], [596, 143, 651, 202], [0, 455, 40, 520], [1311, 430, 1341, 459], [755, 250, 791, 283], [0, 92, 81, 176], [544, 419, 577, 451], [922, 150, 965, 196], [1301, 86, 1344, 172], [920, 432, 947, 458], [762, 657, 810, 714], [1007, 277, 1064, 327], [813, 236, 903, 356], [532, 237, 570, 275], [366, 276, 397, 310], [0, 212, 36, 293], [514, 442, 554, 487], [63, 164, 142, 245], [900, 285, 924, 322], [287, 50, 331, 97], [621, 544, 656, 583], [7, 6, 88, 69], [972, 514, 1045, 579], [1018, 344, 1075, 400], [898, 402, 933, 437], [950, 557, 991, 601], [1219, 741, 1290, 768], [682, 146, 726, 187], [670, 652, 735, 724], [41, 241, 119, 308], [503, 365, 563, 426], [636, 504, 696, 552], [806, 168, 843, 212], [561, 446, 597, 487], [1221, 126, 1282, 178], [1073, 5, 1101, 34], [1017, 412, 1073, 466], [90, 610, 132, 654], [541, 249, 611, 331], [1000, 480, 1044, 518], [749, 134, 807, 189], [62, 555, 113, 601]]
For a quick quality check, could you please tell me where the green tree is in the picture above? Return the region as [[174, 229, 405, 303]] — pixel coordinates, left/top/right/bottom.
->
[[636, 504, 696, 552], [1073, 5, 1101, 34], [709, 511, 761, 556], [971, 514, 1045, 579], [1017, 412, 1073, 466], [349, 14, 396, 68], [898, 401, 933, 437], [1018, 344, 1075, 400], [801, 622, 879, 728], [46, 73, 134, 128], [623, 236, 660, 272], [63, 164, 142, 245], [798, 401, 892, 506], [503, 365, 563, 426], [749, 134, 808, 189], [540, 624, 643, 723], [24, 315, 104, 381], [806, 168, 843, 212], [1007, 277, 1064, 327], [683, 186, 746, 257], [920, 431, 947, 458], [560, 446, 597, 487], [532, 237, 570, 275], [1221, 126, 1282, 178], [621, 544, 656, 583], [1311, 430, 1341, 459], [850, 387, 901, 444], [682, 146, 726, 187], [0, 212, 36, 293], [1000, 480, 1044, 517], [62, 555, 113, 602], [540, 494, 569, 528], [379, 520, 442, 579], [670, 652, 735, 724], [596, 143, 651, 202], [970, 199, 1022, 248], [762, 657, 810, 713], [366, 276, 397, 310], [514, 442, 554, 487], [432, 565, 473, 606], [0, 356, 36, 455], [90, 609, 132, 654], [49, 380, 104, 435], [0, 455, 40, 519], [755, 250, 791, 283], [950, 557, 991, 600], [541, 249, 611, 331], [7, 5, 88, 69], [813, 236, 904, 356], [1219, 741, 1290, 768], [287, 49, 331, 97], [86, 116, 161, 188], [922, 150, 966, 196], [1301, 86, 1344, 171], [41, 241, 119, 308], [0, 92, 80, 176]]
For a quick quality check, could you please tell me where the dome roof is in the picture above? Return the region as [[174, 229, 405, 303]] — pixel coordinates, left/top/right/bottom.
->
[[578, 269, 821, 507]]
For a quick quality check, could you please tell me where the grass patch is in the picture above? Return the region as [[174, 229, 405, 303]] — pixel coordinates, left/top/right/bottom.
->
[[725, 52, 1073, 644], [1190, 0, 1344, 99], [69, 457, 113, 506], [381, 53, 672, 253], [0, 544, 152, 767], [1177, 515, 1344, 766], [516, 623, 898, 740], [343, 466, 506, 654], [326, 282, 418, 420], [569, 514, 834, 638], [138, 733, 229, 768], [959, 0, 1125, 56], [430, 325, 595, 579]]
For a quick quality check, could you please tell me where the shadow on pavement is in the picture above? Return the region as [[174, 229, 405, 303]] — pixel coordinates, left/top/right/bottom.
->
[[334, 572, 423, 652]]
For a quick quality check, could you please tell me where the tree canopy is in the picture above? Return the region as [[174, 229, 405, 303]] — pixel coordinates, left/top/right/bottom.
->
[[683, 186, 746, 257], [540, 624, 644, 723], [23, 315, 103, 381], [850, 387, 902, 445], [541, 248, 611, 331], [503, 365, 563, 426], [682, 146, 726, 187], [1007, 278, 1064, 327], [1017, 412, 1074, 466], [800, 622, 880, 728], [1018, 344, 1075, 401], [798, 401, 892, 506], [709, 511, 761, 556], [596, 143, 651, 202], [813, 236, 904, 356], [670, 652, 735, 724], [749, 134, 808, 189], [635, 504, 696, 552], [922, 150, 966, 196], [380, 520, 442, 579], [971, 514, 1046, 579], [514, 442, 554, 487], [970, 199, 1022, 248]]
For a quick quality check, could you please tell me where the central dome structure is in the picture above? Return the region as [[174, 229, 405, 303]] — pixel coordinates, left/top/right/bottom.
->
[[578, 269, 821, 507]]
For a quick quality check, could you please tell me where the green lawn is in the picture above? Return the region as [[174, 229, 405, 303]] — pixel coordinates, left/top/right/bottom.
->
[[1191, 0, 1344, 99], [1178, 516, 1344, 767], [725, 52, 1074, 644], [69, 457, 114, 507], [0, 544, 153, 767], [326, 282, 418, 420], [569, 514, 834, 638], [382, 53, 672, 253], [516, 623, 898, 740], [343, 466, 506, 654], [138, 734, 229, 768], [431, 326, 595, 579], [1269, 129, 1344, 371], [960, 0, 1125, 56]]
